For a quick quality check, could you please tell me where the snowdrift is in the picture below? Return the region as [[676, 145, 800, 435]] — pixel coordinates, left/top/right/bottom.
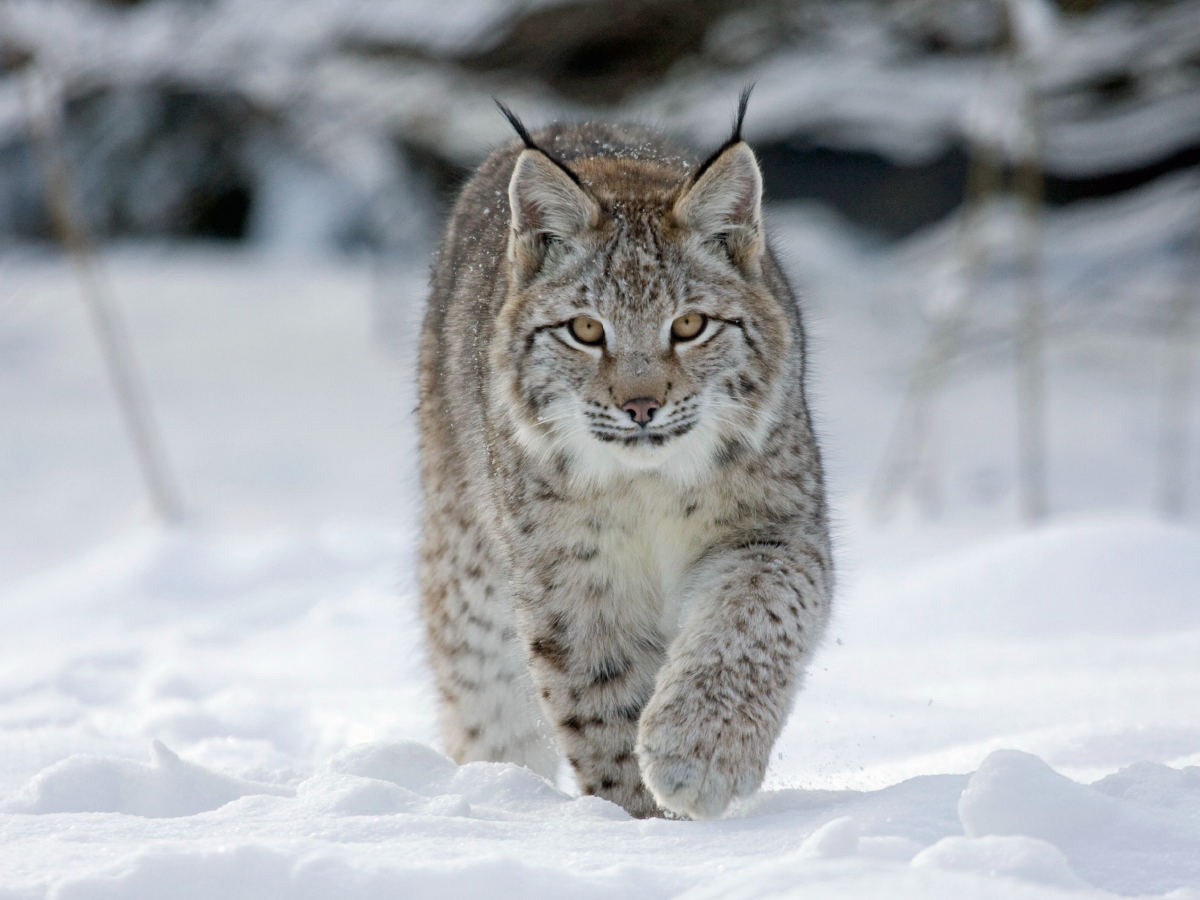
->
[[1, 514, 1197, 898]]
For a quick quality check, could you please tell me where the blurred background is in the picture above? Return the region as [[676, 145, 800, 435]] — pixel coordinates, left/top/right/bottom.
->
[[1, 0, 1199, 581]]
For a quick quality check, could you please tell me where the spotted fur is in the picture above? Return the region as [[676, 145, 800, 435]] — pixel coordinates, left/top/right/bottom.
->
[[418, 116, 832, 820]]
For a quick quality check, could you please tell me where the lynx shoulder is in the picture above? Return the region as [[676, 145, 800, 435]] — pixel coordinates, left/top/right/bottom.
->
[[418, 98, 832, 820]]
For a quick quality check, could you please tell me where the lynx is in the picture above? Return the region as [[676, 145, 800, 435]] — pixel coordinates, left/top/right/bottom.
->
[[418, 93, 832, 820]]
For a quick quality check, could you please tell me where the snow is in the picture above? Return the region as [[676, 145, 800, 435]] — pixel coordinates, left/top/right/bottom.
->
[[957, 750, 1200, 894], [912, 834, 1087, 890], [843, 516, 1200, 640], [7, 740, 293, 817], [2, 173, 1200, 897]]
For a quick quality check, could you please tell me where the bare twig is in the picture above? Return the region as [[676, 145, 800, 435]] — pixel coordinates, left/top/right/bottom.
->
[[21, 70, 186, 524], [869, 129, 1002, 519], [872, 0, 1053, 524], [1011, 50, 1048, 522], [1156, 210, 1200, 519]]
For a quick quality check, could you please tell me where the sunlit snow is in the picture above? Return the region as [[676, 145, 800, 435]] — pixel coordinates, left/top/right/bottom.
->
[[1, 179, 1199, 897]]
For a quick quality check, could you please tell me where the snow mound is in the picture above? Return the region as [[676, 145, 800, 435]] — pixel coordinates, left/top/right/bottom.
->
[[959, 749, 1119, 844], [846, 517, 1200, 641], [322, 741, 457, 792], [5, 741, 291, 818], [959, 750, 1200, 895], [299, 741, 574, 817], [6, 739, 581, 823], [911, 835, 1085, 889], [797, 815, 859, 859], [6, 739, 1200, 897], [1091, 761, 1200, 814]]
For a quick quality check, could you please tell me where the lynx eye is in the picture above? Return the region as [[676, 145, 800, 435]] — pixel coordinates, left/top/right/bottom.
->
[[569, 316, 605, 345], [671, 312, 707, 342]]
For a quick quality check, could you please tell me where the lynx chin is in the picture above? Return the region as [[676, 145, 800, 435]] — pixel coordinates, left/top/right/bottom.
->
[[418, 91, 832, 820]]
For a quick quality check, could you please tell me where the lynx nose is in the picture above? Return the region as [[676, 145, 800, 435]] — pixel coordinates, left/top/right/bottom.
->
[[621, 397, 660, 426]]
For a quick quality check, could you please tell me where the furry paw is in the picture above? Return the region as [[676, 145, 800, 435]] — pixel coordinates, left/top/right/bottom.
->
[[635, 679, 772, 820]]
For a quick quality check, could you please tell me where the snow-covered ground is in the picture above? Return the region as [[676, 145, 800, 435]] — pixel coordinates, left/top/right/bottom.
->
[[1, 176, 1199, 898]]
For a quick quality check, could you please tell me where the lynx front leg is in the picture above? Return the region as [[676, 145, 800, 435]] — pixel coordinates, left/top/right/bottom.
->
[[636, 540, 831, 820], [419, 504, 558, 780], [514, 578, 667, 818]]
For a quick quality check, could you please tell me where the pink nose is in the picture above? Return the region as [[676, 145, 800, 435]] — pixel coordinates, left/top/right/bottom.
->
[[621, 397, 660, 425]]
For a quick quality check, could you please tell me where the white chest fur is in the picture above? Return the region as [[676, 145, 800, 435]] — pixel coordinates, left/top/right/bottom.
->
[[576, 474, 716, 644]]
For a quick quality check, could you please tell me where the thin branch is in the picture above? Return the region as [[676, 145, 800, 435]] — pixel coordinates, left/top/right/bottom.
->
[[21, 69, 186, 525]]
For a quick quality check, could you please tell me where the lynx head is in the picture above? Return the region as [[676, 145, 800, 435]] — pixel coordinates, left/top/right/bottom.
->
[[490, 96, 793, 485]]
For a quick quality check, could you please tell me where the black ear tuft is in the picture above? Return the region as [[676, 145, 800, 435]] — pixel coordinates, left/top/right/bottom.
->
[[494, 99, 584, 187], [692, 83, 756, 185], [732, 82, 754, 143], [494, 99, 538, 151]]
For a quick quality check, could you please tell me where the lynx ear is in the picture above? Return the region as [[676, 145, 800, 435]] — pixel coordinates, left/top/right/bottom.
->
[[674, 142, 764, 274], [508, 149, 599, 281]]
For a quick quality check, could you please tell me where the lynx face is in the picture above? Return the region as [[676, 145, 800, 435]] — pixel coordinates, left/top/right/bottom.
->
[[491, 144, 792, 484]]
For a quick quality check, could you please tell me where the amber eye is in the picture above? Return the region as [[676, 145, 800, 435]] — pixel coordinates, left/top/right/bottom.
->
[[569, 316, 605, 345], [671, 312, 707, 342]]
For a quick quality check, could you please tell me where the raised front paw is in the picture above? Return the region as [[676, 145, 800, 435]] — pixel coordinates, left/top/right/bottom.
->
[[634, 676, 775, 820]]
